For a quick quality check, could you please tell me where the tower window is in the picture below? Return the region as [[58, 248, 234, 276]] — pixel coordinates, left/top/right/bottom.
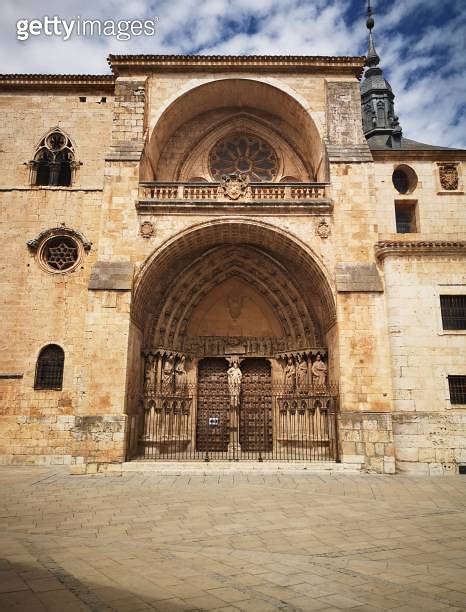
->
[[31, 129, 76, 187], [395, 201, 417, 233], [34, 345, 64, 390], [448, 376, 466, 405], [440, 296, 466, 330]]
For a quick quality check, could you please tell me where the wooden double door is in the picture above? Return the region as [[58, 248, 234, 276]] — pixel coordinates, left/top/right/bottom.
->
[[196, 357, 273, 453]]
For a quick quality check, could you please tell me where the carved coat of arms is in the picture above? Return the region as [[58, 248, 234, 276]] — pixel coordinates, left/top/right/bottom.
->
[[439, 164, 459, 191], [219, 173, 250, 200]]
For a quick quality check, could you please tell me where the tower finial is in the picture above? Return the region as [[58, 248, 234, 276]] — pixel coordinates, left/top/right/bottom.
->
[[366, 0, 380, 67]]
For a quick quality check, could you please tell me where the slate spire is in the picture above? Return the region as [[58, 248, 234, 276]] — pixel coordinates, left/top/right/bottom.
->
[[361, 0, 402, 147]]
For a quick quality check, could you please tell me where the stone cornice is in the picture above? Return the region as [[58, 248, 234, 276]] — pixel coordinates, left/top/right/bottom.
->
[[375, 240, 466, 260], [0, 74, 115, 91], [371, 149, 466, 161], [108, 54, 365, 78]]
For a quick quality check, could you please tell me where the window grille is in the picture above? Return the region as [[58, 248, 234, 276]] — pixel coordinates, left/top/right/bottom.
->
[[448, 376, 466, 405], [35, 345, 64, 390], [440, 295, 466, 330], [395, 201, 417, 233]]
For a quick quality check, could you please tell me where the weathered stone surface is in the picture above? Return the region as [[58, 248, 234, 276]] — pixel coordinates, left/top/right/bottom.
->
[[336, 263, 384, 292], [88, 261, 133, 290]]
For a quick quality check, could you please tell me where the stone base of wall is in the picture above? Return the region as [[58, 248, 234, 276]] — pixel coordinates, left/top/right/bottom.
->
[[339, 412, 395, 474], [0, 414, 127, 472], [393, 412, 466, 475]]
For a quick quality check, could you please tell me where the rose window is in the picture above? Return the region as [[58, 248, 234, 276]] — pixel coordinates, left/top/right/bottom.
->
[[40, 236, 79, 271], [209, 133, 278, 182]]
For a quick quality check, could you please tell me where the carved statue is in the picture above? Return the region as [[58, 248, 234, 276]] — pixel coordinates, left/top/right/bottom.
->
[[161, 355, 174, 392], [144, 355, 155, 393], [296, 354, 308, 389], [311, 354, 327, 389], [174, 356, 187, 392], [284, 357, 296, 391], [227, 361, 242, 408]]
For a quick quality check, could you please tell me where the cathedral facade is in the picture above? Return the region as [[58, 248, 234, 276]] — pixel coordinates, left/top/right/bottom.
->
[[1, 34, 465, 474]]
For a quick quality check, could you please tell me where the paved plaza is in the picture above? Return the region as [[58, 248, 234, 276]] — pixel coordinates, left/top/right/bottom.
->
[[1, 466, 466, 611]]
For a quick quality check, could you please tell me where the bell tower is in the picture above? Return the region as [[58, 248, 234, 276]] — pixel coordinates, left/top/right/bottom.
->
[[360, 0, 403, 148]]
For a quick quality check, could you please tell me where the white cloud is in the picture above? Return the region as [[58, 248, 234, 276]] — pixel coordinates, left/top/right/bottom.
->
[[0, 0, 465, 147]]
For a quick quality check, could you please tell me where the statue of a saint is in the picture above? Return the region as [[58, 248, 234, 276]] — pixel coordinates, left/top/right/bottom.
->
[[311, 354, 327, 389], [296, 354, 308, 390], [144, 355, 155, 393], [284, 357, 296, 391], [227, 362, 242, 408], [174, 356, 187, 393], [161, 355, 174, 392]]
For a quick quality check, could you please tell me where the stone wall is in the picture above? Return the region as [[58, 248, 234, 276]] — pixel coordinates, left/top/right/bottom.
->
[[383, 255, 466, 473], [0, 87, 113, 465], [0, 65, 464, 473]]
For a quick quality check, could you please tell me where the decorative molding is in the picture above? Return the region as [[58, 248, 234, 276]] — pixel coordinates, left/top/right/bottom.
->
[[108, 54, 365, 78], [27, 225, 92, 251], [0, 74, 115, 91], [375, 240, 466, 260]]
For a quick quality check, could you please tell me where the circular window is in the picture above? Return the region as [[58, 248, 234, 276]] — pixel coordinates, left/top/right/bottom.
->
[[39, 235, 81, 273], [209, 133, 278, 182], [392, 165, 418, 194]]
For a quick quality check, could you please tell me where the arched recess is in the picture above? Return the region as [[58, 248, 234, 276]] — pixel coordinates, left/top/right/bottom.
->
[[131, 219, 336, 346], [140, 78, 328, 182]]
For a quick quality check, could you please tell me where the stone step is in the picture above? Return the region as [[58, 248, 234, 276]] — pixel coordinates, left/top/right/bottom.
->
[[120, 460, 362, 473]]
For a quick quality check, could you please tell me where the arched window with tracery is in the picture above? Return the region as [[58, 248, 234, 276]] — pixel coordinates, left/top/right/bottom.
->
[[34, 344, 65, 390], [31, 129, 77, 186]]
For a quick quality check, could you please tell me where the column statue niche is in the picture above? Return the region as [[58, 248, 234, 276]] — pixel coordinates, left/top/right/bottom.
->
[[283, 356, 296, 392], [296, 353, 308, 391], [174, 355, 188, 393], [227, 360, 242, 407], [311, 353, 327, 389], [226, 356, 243, 459], [144, 354, 156, 394], [161, 355, 174, 392]]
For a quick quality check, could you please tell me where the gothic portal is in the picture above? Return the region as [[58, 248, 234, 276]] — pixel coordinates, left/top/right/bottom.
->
[[1, 17, 465, 473]]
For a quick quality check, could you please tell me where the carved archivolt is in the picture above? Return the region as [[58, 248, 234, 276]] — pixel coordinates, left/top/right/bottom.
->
[[149, 245, 320, 352]]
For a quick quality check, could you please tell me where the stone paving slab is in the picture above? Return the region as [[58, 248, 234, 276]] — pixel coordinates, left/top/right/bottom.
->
[[0, 467, 465, 611]]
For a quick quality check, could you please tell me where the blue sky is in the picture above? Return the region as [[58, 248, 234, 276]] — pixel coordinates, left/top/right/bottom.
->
[[2, 0, 465, 148]]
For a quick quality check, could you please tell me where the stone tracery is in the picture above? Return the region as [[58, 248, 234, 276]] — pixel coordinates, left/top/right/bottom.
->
[[209, 133, 278, 182]]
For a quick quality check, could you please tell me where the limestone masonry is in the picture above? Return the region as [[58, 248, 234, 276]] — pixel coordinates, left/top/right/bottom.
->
[[0, 47, 465, 474]]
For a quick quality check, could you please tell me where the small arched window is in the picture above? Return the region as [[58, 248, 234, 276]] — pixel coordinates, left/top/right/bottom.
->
[[31, 130, 76, 187], [34, 345, 64, 390]]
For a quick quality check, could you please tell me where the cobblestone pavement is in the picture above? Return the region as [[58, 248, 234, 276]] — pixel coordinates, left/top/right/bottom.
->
[[1, 467, 466, 611]]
